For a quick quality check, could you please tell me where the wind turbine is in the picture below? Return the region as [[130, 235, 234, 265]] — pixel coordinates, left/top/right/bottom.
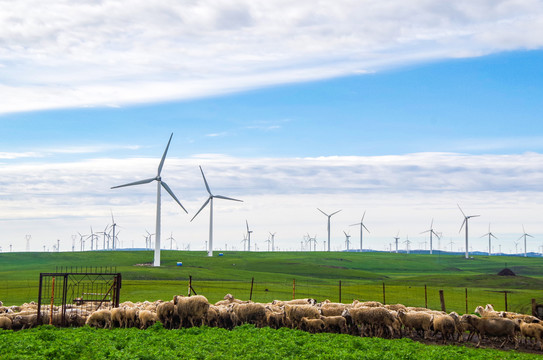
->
[[481, 223, 498, 256], [420, 219, 440, 255], [403, 235, 411, 254], [246, 220, 253, 252], [458, 204, 480, 259], [87, 227, 99, 251], [110, 212, 118, 250], [241, 234, 248, 251], [350, 211, 369, 252], [191, 166, 243, 257], [265, 236, 271, 252], [393, 232, 400, 253], [343, 231, 351, 251], [111, 133, 187, 266], [78, 232, 86, 251], [97, 225, 110, 250], [317, 208, 341, 252], [167, 232, 176, 250], [519, 225, 533, 257], [269, 232, 276, 252]]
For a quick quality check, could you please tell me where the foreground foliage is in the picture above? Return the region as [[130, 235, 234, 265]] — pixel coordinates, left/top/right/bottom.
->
[[0, 324, 540, 360]]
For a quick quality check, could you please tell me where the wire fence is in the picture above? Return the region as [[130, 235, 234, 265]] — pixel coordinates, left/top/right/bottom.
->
[[3, 277, 543, 316]]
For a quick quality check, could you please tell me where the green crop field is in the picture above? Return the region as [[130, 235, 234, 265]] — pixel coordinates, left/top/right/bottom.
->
[[1, 250, 543, 314], [0, 324, 540, 360]]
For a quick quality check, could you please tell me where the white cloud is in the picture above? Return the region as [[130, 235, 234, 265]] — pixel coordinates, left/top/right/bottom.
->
[[1, 152, 543, 253], [1, 0, 543, 113]]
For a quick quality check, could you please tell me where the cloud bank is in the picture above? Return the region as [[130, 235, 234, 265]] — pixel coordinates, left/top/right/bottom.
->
[[1, 0, 543, 113], [1, 152, 542, 253]]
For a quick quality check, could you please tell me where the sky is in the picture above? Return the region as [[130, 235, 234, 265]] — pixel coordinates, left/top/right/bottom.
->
[[1, 1, 543, 255]]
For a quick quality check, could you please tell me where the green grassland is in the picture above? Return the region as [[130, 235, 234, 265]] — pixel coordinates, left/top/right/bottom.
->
[[1, 250, 543, 314], [0, 324, 539, 360]]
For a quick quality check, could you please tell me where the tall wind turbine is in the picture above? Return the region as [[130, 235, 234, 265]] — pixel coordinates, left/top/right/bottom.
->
[[350, 211, 369, 252], [246, 220, 253, 252], [481, 223, 498, 256], [458, 204, 480, 259], [393, 232, 400, 253], [111, 133, 187, 266], [420, 219, 440, 255], [317, 208, 341, 252], [191, 166, 243, 257], [269, 232, 276, 252], [519, 225, 533, 257], [265, 236, 271, 252]]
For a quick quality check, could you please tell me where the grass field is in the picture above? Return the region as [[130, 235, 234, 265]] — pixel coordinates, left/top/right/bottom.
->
[[0, 324, 540, 360], [1, 250, 543, 314]]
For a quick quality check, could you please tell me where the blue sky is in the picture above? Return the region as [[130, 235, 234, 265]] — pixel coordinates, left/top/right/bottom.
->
[[1, 1, 543, 255]]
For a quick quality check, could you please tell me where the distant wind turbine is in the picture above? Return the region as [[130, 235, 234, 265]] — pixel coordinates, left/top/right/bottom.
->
[[481, 223, 498, 256], [519, 225, 533, 257], [393, 232, 400, 253], [241, 234, 248, 251], [350, 211, 369, 252], [420, 219, 440, 255], [343, 231, 351, 251], [403, 235, 411, 254], [265, 236, 271, 252], [111, 133, 187, 266], [191, 166, 243, 257], [458, 204, 480, 259], [317, 208, 341, 252], [246, 220, 253, 252], [269, 232, 276, 252]]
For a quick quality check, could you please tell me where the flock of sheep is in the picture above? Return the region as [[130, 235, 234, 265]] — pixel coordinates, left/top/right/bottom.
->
[[1, 296, 543, 352]]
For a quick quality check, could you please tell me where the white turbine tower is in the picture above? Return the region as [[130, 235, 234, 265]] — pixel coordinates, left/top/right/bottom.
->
[[317, 208, 341, 252], [269, 232, 276, 252], [481, 223, 498, 256], [393, 232, 400, 253], [191, 166, 243, 257], [420, 219, 440, 255], [246, 220, 253, 252], [519, 225, 533, 257], [458, 204, 480, 259], [111, 133, 187, 266], [350, 211, 369, 252]]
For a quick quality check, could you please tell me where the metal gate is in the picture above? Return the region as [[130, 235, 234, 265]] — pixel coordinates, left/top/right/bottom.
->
[[37, 266, 121, 326]]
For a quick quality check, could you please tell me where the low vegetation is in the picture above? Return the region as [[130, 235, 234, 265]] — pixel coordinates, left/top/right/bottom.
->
[[1, 324, 540, 360]]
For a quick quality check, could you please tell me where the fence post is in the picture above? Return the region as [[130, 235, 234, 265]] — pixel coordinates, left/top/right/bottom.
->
[[382, 282, 386, 305], [465, 288, 468, 314], [532, 298, 537, 317], [439, 289, 446, 312], [424, 284, 428, 309], [292, 279, 296, 300], [504, 291, 508, 312], [188, 276, 192, 296], [339, 281, 342, 303], [249, 277, 254, 301]]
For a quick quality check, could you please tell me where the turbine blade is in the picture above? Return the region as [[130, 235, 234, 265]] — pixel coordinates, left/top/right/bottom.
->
[[420, 230, 430, 234], [214, 195, 243, 202], [161, 181, 188, 213], [190, 197, 211, 222], [349, 223, 359, 227], [459, 219, 466, 233], [362, 224, 370, 233], [527, 234, 534, 238], [330, 209, 342, 216], [110, 210, 115, 224], [361, 210, 366, 221], [317, 208, 328, 216], [457, 204, 466, 218], [491, 234, 498, 239], [432, 230, 441, 239], [246, 220, 249, 232], [430, 218, 434, 228], [199, 166, 212, 195], [157, 133, 173, 176], [111, 177, 156, 189]]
